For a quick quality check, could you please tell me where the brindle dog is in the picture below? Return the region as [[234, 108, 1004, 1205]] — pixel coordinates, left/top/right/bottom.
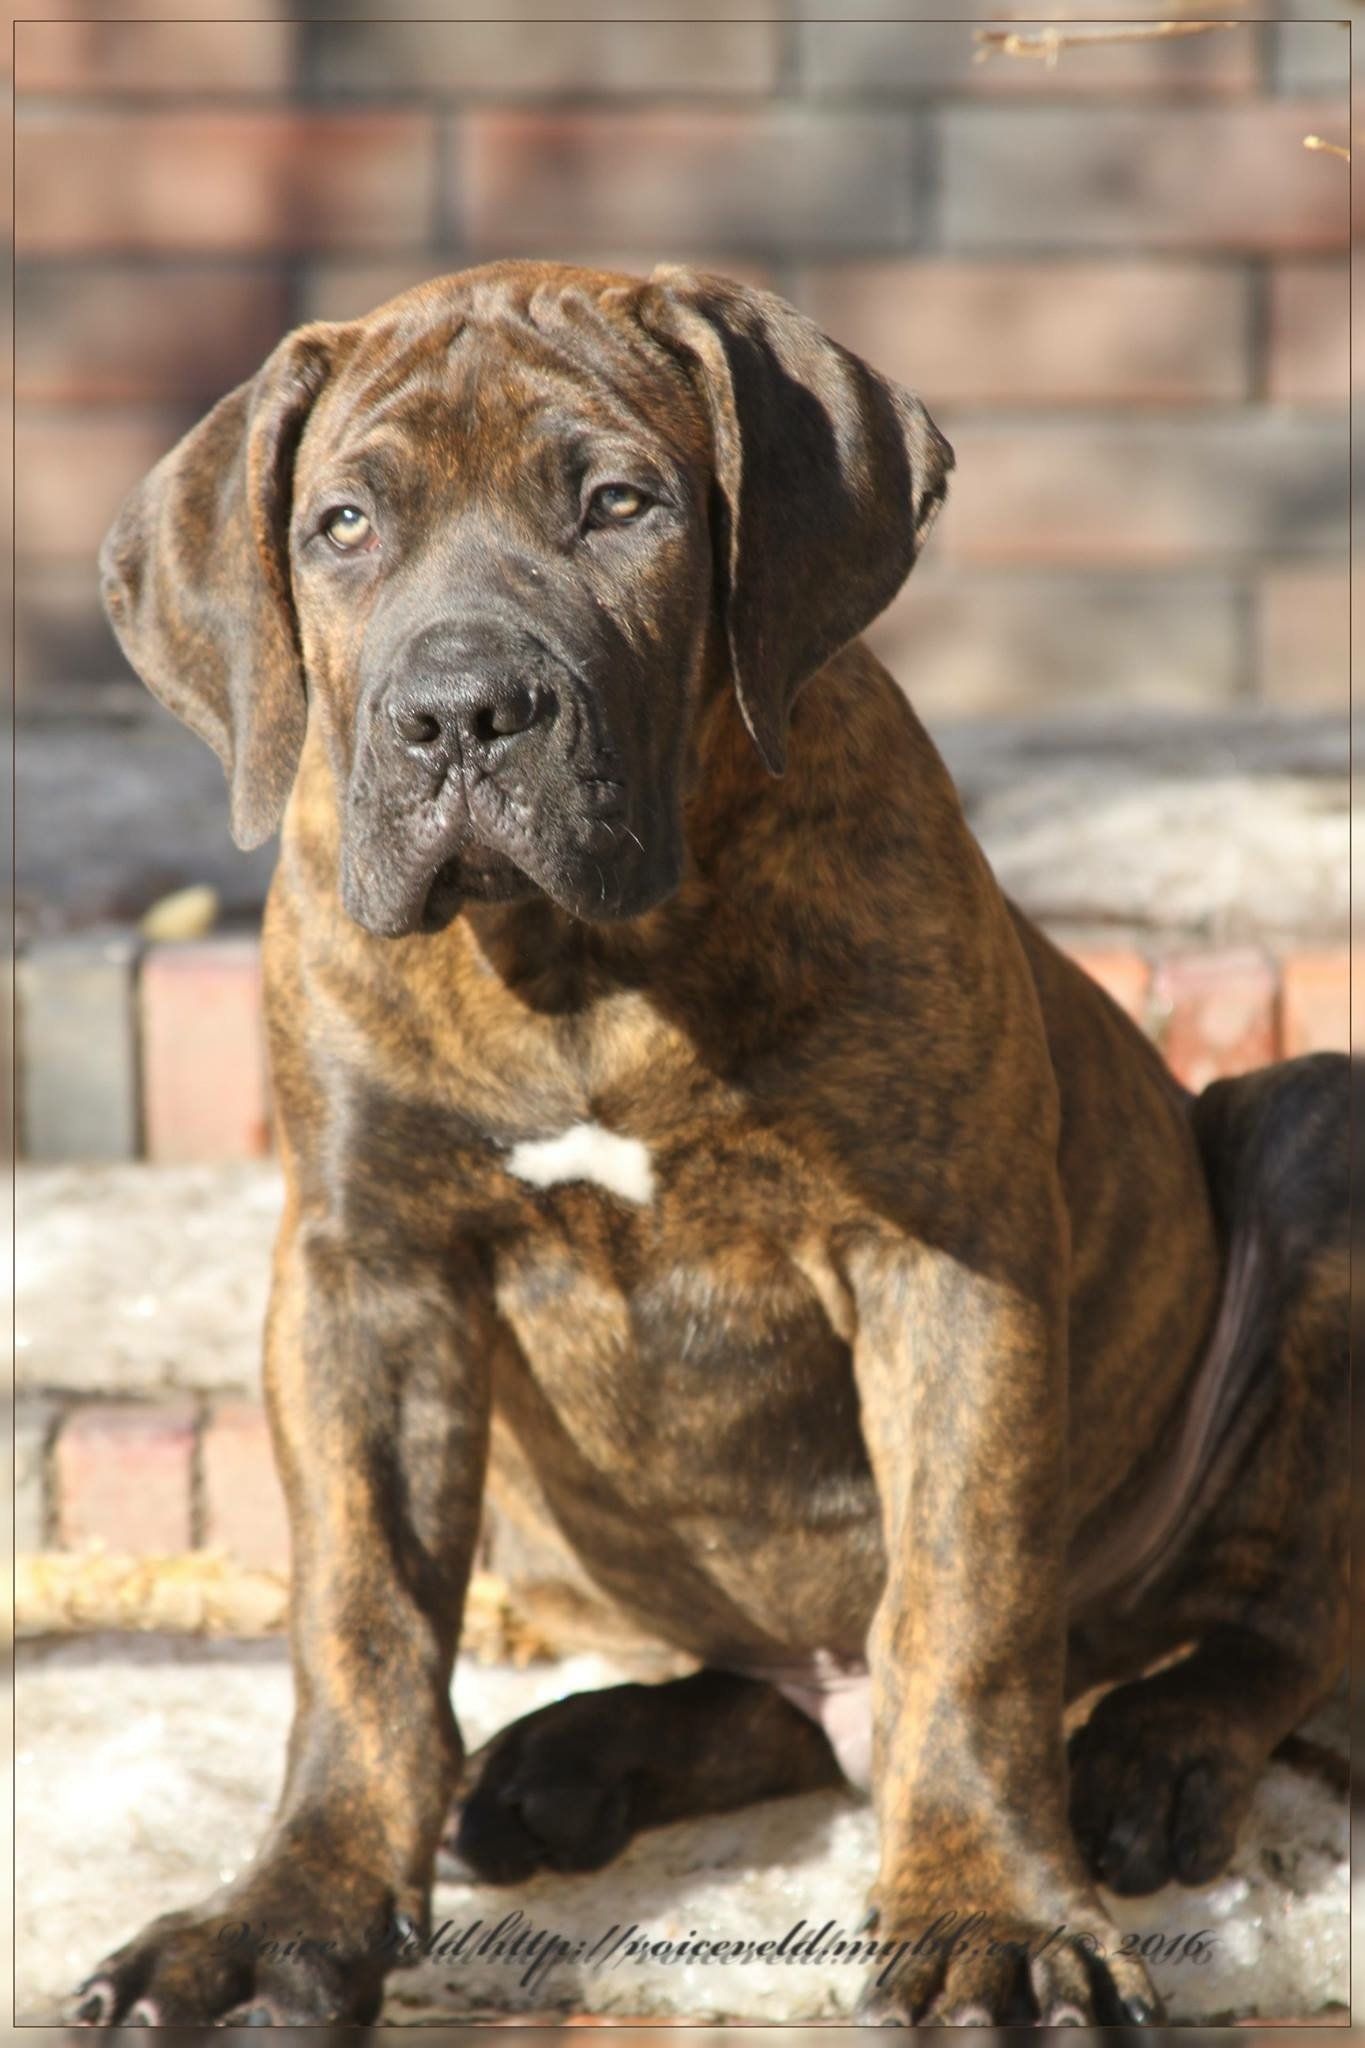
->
[[76, 263, 1346, 2028]]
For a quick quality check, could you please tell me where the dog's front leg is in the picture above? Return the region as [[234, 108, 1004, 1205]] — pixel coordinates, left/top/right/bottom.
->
[[72, 1198, 493, 2028], [847, 1231, 1159, 2028]]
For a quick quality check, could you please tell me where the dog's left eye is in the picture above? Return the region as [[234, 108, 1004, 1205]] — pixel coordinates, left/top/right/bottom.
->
[[586, 483, 651, 527], [323, 505, 374, 550]]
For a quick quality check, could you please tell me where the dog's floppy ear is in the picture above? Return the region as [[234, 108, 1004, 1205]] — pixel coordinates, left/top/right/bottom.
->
[[640, 266, 953, 774], [98, 324, 347, 849]]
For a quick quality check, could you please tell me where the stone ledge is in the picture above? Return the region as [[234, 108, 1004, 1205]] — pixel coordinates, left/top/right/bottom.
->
[[16, 702, 1348, 952]]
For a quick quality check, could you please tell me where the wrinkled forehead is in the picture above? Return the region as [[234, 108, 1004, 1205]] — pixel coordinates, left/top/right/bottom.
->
[[300, 269, 709, 490]]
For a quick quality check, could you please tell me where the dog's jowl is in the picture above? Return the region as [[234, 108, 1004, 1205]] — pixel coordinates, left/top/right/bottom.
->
[[77, 263, 1347, 2028]]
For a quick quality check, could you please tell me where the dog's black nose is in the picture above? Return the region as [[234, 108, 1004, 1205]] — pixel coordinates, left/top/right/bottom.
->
[[389, 673, 545, 752], [391, 703, 442, 746], [480, 680, 539, 738]]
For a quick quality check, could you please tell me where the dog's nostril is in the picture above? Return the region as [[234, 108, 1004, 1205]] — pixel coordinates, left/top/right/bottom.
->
[[393, 706, 442, 746], [476, 683, 539, 744]]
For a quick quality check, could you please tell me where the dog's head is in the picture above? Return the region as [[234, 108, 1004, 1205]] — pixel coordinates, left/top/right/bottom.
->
[[100, 262, 952, 938]]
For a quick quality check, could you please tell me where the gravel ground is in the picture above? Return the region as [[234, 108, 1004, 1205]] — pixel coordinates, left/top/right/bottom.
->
[[16, 1635, 1349, 2026]]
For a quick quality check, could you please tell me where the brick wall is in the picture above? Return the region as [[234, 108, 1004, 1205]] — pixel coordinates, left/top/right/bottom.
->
[[15, 15, 1349, 721]]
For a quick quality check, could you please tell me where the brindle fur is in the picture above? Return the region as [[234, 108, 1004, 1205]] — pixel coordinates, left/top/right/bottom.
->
[[77, 263, 1347, 2028]]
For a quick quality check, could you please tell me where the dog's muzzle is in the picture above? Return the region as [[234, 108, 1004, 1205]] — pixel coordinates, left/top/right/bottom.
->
[[339, 620, 639, 938]]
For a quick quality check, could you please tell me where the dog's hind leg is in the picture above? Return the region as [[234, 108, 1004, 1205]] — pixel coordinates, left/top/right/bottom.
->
[[1068, 1052, 1348, 1896], [448, 1668, 845, 1882]]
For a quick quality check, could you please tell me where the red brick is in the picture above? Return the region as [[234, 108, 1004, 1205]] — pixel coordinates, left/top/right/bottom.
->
[[201, 1403, 289, 1572], [18, 406, 187, 562], [13, 0, 290, 43], [16, 110, 436, 255], [296, 258, 460, 325], [140, 938, 270, 1163], [16, 21, 295, 94], [1267, 260, 1348, 404], [297, 251, 777, 324], [1281, 952, 1348, 1057], [56, 1401, 195, 1553], [798, 259, 1248, 406], [17, 264, 289, 404], [941, 103, 1349, 253], [455, 109, 917, 258], [869, 566, 1240, 719], [1152, 950, 1279, 1091], [799, 19, 1258, 98], [939, 416, 1345, 567], [311, 21, 778, 95], [17, 560, 122, 695], [1069, 950, 1151, 1028], [478, 0, 764, 12], [1257, 566, 1348, 711]]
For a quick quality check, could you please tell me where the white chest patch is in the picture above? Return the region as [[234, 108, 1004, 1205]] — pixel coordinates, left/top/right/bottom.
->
[[505, 1122, 656, 1206]]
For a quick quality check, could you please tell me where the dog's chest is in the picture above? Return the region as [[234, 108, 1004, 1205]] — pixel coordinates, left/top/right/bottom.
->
[[429, 973, 886, 1653], [458, 983, 838, 1283], [489, 1091, 856, 1383], [481, 1069, 877, 1617], [487, 1147, 882, 1656], [503, 1119, 657, 1206]]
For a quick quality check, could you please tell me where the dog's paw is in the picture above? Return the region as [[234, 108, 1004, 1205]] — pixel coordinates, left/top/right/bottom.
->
[[67, 1884, 389, 2026], [449, 1699, 637, 1883], [1068, 1681, 1255, 1895], [854, 1915, 1161, 2027]]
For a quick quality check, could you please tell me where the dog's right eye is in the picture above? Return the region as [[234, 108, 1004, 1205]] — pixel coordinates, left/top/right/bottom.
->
[[585, 483, 652, 528], [323, 506, 374, 551]]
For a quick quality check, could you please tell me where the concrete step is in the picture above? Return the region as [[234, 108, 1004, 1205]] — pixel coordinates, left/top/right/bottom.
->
[[18, 701, 1348, 949], [16, 1634, 1349, 2026]]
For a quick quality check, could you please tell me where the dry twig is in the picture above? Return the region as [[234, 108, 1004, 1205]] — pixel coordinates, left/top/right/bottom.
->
[[973, 21, 1239, 67], [1303, 134, 1351, 162], [15, 1548, 559, 1662]]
